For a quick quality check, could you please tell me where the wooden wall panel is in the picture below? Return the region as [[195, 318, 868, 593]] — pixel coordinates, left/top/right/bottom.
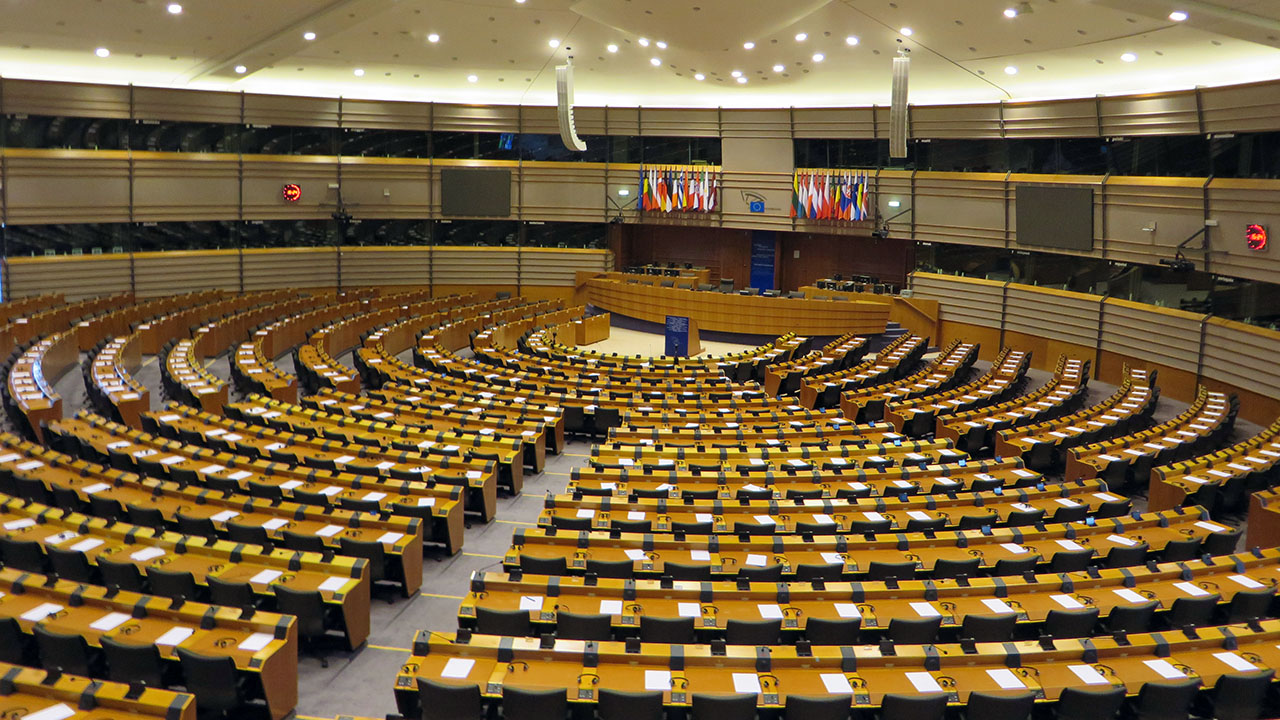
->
[[1204, 179, 1280, 283], [132, 87, 241, 124], [0, 79, 131, 119], [339, 247, 433, 288], [132, 154, 241, 223], [908, 274, 1005, 330], [720, 109, 791, 139], [619, 226, 751, 284], [1099, 92, 1200, 136], [914, 172, 1007, 248], [6, 255, 132, 300], [339, 99, 430, 131], [520, 248, 610, 287], [1202, 319, 1280, 405], [1101, 177, 1205, 266], [242, 248, 337, 291], [338, 160, 433, 219], [520, 164, 609, 223], [790, 107, 878, 139], [910, 104, 1003, 139], [1100, 299, 1202, 376], [241, 94, 341, 128], [639, 108, 720, 137], [1002, 98, 1099, 138], [432, 247, 519, 285], [1200, 80, 1280, 134], [4, 151, 132, 224], [240, 157, 338, 220], [777, 234, 912, 290], [431, 104, 521, 133], [1005, 286, 1101, 349], [133, 250, 240, 297]]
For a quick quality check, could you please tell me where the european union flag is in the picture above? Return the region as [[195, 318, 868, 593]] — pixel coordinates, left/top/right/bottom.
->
[[749, 200, 765, 213]]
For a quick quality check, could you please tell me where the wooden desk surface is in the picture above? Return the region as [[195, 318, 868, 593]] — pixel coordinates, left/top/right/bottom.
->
[[0, 661, 196, 720]]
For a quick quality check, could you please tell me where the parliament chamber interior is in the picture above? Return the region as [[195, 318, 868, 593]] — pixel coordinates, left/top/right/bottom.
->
[[5, 2, 1280, 720]]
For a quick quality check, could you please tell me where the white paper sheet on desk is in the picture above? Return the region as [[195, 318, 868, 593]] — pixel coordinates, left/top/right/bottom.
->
[[644, 670, 672, 691], [3, 518, 35, 530], [1068, 664, 1109, 685], [317, 525, 343, 538], [812, 514, 835, 525], [674, 602, 702, 618], [441, 658, 475, 680], [1107, 534, 1138, 546], [130, 547, 166, 562], [757, 604, 783, 619], [211, 510, 240, 523], [70, 538, 104, 553], [599, 600, 623, 615], [820, 673, 853, 693], [90, 611, 131, 631], [1051, 594, 1084, 609], [1012, 469, 1037, 478], [624, 549, 646, 561], [981, 598, 1015, 614], [732, 673, 762, 694], [821, 552, 844, 565], [695, 514, 713, 523], [228, 470, 252, 481], [576, 509, 595, 519], [999, 543, 1028, 555], [987, 668, 1026, 689], [690, 550, 711, 561], [744, 554, 767, 567], [151, 626, 193, 647], [1113, 588, 1148, 604], [1229, 574, 1265, 589], [753, 515, 776, 525], [21, 603, 64, 621], [261, 518, 289, 530], [1173, 581, 1212, 597], [377, 532, 404, 544], [43, 531, 77, 546], [319, 486, 342, 496], [1195, 520, 1229, 533], [1144, 659, 1187, 679], [238, 632, 273, 652], [319, 577, 348, 592], [1215, 652, 1259, 672], [519, 596, 544, 611], [81, 482, 111, 495], [906, 672, 942, 692], [910, 602, 941, 617], [834, 603, 861, 619], [250, 569, 283, 585], [21, 703, 76, 720]]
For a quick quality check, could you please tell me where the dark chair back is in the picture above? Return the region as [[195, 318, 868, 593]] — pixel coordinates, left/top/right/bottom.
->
[[725, 618, 781, 645], [805, 617, 860, 645], [148, 568, 199, 602], [690, 692, 757, 720], [475, 607, 533, 637], [176, 648, 244, 715], [1054, 685, 1126, 720], [102, 636, 167, 688], [965, 691, 1035, 720], [639, 616, 695, 644], [99, 558, 147, 593], [34, 625, 98, 677], [1133, 677, 1201, 720], [337, 537, 386, 582], [208, 577, 256, 609], [416, 677, 483, 720], [598, 688, 664, 720], [584, 559, 634, 579], [887, 616, 941, 644], [959, 613, 1016, 642], [1043, 608, 1099, 639], [783, 694, 851, 720], [47, 547, 95, 583], [502, 686, 567, 720], [1209, 670, 1275, 720], [555, 611, 612, 641], [517, 555, 567, 576], [880, 693, 948, 720]]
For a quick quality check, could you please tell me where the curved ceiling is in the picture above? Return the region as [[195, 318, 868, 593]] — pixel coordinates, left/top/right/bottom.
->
[[3, 0, 1280, 108]]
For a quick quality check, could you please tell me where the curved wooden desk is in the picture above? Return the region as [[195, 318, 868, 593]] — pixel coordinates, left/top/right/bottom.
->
[[584, 276, 890, 336]]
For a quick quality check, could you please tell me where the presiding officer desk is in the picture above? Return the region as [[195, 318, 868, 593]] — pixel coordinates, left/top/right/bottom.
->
[[395, 618, 1280, 717], [583, 273, 891, 336], [0, 661, 196, 720]]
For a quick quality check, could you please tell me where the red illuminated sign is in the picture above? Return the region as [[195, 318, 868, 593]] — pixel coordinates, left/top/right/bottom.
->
[[282, 184, 302, 203], [1247, 223, 1268, 251]]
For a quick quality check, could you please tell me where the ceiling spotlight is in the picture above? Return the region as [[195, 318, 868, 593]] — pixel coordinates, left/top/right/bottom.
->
[[303, 31, 316, 41], [638, 37, 650, 47], [812, 52, 825, 62], [467, 74, 478, 82], [1004, 65, 1018, 74], [427, 33, 440, 43], [772, 63, 785, 72], [606, 43, 618, 53], [618, 188, 630, 196], [743, 41, 755, 50], [900, 27, 913, 36], [95, 47, 110, 57], [656, 41, 667, 49], [167, 3, 183, 14], [1121, 52, 1137, 62], [694, 73, 705, 81], [795, 32, 808, 42], [736, 77, 747, 84], [353, 68, 364, 76], [548, 39, 560, 48], [731, 69, 742, 77], [1004, 7, 1018, 17], [1169, 10, 1188, 21], [234, 65, 247, 74], [516, 0, 526, 3], [845, 36, 859, 46], [650, 57, 661, 66]]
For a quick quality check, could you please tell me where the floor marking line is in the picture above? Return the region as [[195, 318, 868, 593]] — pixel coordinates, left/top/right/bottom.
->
[[367, 644, 413, 653], [463, 552, 504, 559], [420, 592, 465, 600], [142, 356, 157, 367], [562, 453, 591, 458], [496, 519, 536, 526]]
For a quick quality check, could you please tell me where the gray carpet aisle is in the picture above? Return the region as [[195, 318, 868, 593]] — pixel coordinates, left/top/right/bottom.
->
[[35, 347, 1262, 719]]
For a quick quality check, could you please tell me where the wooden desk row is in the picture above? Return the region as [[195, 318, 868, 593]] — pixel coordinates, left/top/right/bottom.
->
[[502, 508, 1220, 580], [764, 334, 868, 397], [588, 441, 967, 472], [0, 661, 196, 720], [88, 335, 150, 429], [1, 430, 427, 588], [881, 348, 1033, 434], [7, 330, 79, 443], [608, 416, 894, 445], [354, 385, 565, 455], [1153, 417, 1280, 512], [394, 620, 1280, 716], [8, 292, 133, 347], [0, 491, 370, 655], [136, 289, 296, 355], [73, 290, 224, 353], [799, 334, 930, 409], [935, 356, 1090, 450], [0, 567, 295, 720], [837, 340, 977, 421], [64, 409, 471, 537]]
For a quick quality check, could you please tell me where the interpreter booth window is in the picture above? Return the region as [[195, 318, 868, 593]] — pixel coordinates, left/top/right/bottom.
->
[[523, 222, 607, 249], [2, 114, 128, 150], [233, 125, 338, 156], [3, 222, 130, 257], [433, 220, 520, 246], [431, 132, 520, 161], [1107, 135, 1208, 177], [338, 219, 431, 246], [127, 121, 236, 153], [1210, 132, 1280, 179], [640, 136, 722, 165], [339, 128, 430, 158], [238, 219, 333, 248], [915, 139, 1006, 173], [130, 221, 240, 252], [1007, 139, 1110, 175]]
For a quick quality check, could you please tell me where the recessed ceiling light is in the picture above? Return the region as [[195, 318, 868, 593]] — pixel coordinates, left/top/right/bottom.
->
[[900, 27, 913, 36], [650, 57, 661, 66], [167, 3, 183, 14], [303, 31, 316, 41], [736, 76, 747, 84], [353, 68, 364, 76], [845, 36, 859, 46], [656, 41, 667, 49], [731, 70, 742, 77], [795, 33, 808, 42], [516, 0, 526, 3], [1004, 65, 1018, 74], [772, 63, 785, 72], [234, 65, 247, 74], [812, 53, 824, 62], [467, 74, 478, 82], [638, 38, 650, 47], [1121, 52, 1137, 62], [427, 33, 440, 43], [606, 43, 618, 53], [743, 41, 755, 50], [618, 188, 630, 196], [1004, 7, 1018, 18], [694, 73, 705, 80], [1169, 10, 1188, 21], [548, 39, 560, 48], [95, 47, 110, 57]]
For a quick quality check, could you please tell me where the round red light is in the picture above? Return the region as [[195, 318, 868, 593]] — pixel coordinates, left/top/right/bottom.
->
[[1247, 223, 1268, 251], [282, 184, 302, 203]]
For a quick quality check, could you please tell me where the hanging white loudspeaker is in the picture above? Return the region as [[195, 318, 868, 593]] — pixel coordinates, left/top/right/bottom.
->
[[556, 56, 588, 152], [890, 49, 910, 159]]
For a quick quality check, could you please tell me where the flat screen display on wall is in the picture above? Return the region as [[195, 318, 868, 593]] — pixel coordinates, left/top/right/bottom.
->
[[1015, 185, 1094, 251], [441, 169, 512, 217]]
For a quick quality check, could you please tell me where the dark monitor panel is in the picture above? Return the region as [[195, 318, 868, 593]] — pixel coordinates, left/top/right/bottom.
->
[[1015, 184, 1095, 251], [441, 168, 512, 217]]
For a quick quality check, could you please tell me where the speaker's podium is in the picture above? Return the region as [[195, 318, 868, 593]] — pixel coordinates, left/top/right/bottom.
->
[[664, 315, 702, 357]]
